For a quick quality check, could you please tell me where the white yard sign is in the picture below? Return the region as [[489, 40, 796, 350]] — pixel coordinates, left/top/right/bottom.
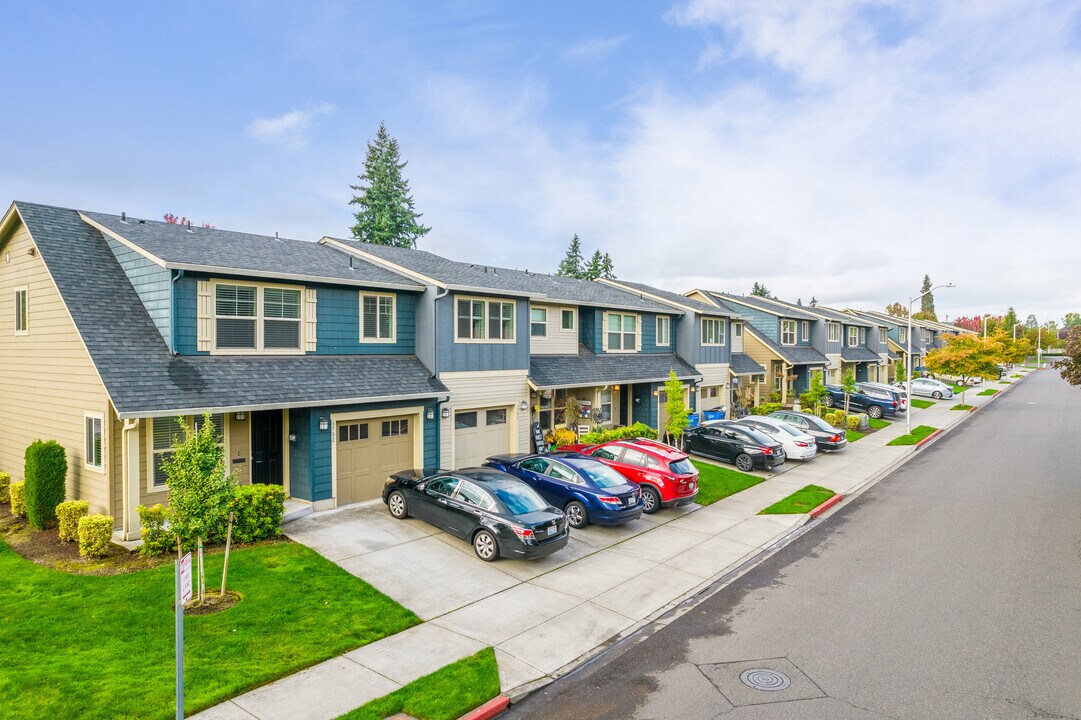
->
[[179, 552, 193, 605]]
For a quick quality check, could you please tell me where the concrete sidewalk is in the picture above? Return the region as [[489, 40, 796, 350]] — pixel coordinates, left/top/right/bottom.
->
[[192, 374, 1022, 720]]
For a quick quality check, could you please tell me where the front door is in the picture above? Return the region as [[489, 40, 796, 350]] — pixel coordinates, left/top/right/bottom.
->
[[251, 410, 283, 485]]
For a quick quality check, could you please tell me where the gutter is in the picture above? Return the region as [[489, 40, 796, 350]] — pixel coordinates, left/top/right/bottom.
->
[[116, 391, 453, 420]]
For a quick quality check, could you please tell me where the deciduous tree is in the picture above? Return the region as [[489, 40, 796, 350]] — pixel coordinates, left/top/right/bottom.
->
[[349, 122, 430, 247], [925, 335, 1002, 404], [663, 371, 690, 445], [885, 303, 908, 318], [840, 370, 858, 417], [1053, 327, 1081, 387]]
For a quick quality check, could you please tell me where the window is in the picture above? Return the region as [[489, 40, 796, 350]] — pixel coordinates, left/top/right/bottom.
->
[[84, 414, 103, 470], [457, 481, 495, 510], [593, 446, 619, 460], [263, 287, 301, 349], [848, 327, 859, 346], [426, 476, 460, 498], [561, 309, 575, 330], [656, 316, 670, 346], [607, 313, 637, 351], [486, 409, 507, 426], [899, 327, 908, 343], [801, 321, 809, 341], [538, 393, 553, 430], [621, 448, 660, 468], [519, 457, 549, 473], [361, 293, 395, 342], [194, 413, 226, 443], [215, 283, 302, 351], [734, 322, 743, 338], [456, 298, 515, 341], [599, 389, 612, 422], [879, 327, 888, 346], [781, 320, 797, 345], [216, 284, 257, 349], [151, 417, 186, 488], [701, 318, 725, 345], [338, 422, 369, 442], [546, 462, 579, 484], [530, 307, 547, 337], [828, 322, 841, 342], [14, 287, 28, 334], [382, 418, 409, 437], [455, 412, 478, 429], [859, 328, 867, 344]]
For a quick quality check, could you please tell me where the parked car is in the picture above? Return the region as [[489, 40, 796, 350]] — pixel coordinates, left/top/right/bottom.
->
[[484, 452, 643, 528], [734, 416, 818, 461], [767, 410, 848, 451], [682, 421, 785, 472], [383, 468, 569, 562], [558, 438, 698, 513], [903, 377, 955, 399], [822, 383, 899, 419], [860, 382, 907, 414]]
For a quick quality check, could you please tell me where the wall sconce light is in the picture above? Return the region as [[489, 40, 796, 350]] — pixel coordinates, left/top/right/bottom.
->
[[318, 417, 329, 431], [425, 408, 434, 421], [634, 397, 640, 405], [519, 400, 528, 411], [234, 412, 246, 421], [441, 407, 451, 419], [288, 433, 297, 443]]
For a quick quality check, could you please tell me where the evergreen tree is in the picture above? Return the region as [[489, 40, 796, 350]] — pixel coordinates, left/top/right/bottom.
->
[[584, 250, 604, 280], [557, 235, 585, 278], [1003, 307, 1018, 335], [600, 253, 616, 279], [750, 282, 772, 298], [349, 122, 430, 248], [919, 275, 937, 320]]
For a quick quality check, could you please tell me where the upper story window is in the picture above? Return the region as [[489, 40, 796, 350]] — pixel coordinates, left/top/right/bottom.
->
[[828, 322, 840, 342], [361, 293, 395, 342], [530, 307, 547, 337], [656, 316, 671, 346], [859, 328, 867, 344], [781, 319, 796, 345], [847, 326, 859, 346], [701, 318, 725, 346], [215, 283, 302, 351], [607, 313, 637, 351], [263, 288, 302, 349], [921, 329, 932, 344], [899, 326, 908, 343], [561, 309, 575, 330], [733, 322, 743, 338], [13, 287, 28, 334], [879, 327, 888, 346], [456, 297, 515, 342], [801, 321, 809, 341]]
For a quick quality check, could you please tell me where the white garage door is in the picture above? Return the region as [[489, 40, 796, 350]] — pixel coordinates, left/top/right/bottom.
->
[[336, 415, 415, 505], [454, 406, 511, 468]]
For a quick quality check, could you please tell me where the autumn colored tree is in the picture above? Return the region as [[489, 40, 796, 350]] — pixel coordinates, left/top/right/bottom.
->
[[951, 316, 983, 333], [925, 335, 1002, 404], [885, 303, 908, 318], [1053, 327, 1081, 387]]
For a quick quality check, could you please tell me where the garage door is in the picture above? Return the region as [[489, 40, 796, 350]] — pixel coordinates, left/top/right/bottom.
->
[[454, 406, 511, 468], [336, 415, 414, 505]]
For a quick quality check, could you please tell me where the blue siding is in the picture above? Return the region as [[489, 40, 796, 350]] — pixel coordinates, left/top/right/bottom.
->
[[174, 274, 204, 355], [856, 364, 869, 382], [104, 237, 173, 349], [436, 293, 530, 372], [794, 365, 811, 394], [288, 408, 313, 501], [640, 313, 678, 354], [695, 317, 731, 365], [315, 286, 416, 354], [579, 308, 601, 353], [735, 306, 780, 342], [631, 383, 657, 427]]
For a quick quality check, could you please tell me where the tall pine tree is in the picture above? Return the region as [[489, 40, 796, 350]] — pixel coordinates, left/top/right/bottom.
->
[[600, 253, 615, 279], [349, 122, 430, 248], [751, 282, 772, 298], [557, 235, 585, 278], [584, 250, 604, 280], [915, 274, 938, 320]]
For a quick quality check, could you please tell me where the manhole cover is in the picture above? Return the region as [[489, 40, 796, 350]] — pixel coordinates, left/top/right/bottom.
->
[[739, 668, 791, 692]]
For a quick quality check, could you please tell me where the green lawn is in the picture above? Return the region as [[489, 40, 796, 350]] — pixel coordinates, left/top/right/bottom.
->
[[691, 460, 764, 505], [0, 539, 420, 719], [950, 384, 967, 394], [759, 485, 836, 515], [911, 398, 934, 409], [998, 380, 1011, 384], [1010, 374, 1022, 378], [977, 388, 999, 396], [950, 404, 974, 411], [887, 425, 939, 446], [868, 418, 890, 430], [846, 429, 865, 442], [338, 648, 500, 720]]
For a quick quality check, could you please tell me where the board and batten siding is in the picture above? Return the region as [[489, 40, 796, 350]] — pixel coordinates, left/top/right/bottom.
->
[[435, 293, 530, 372], [438, 370, 529, 467], [695, 316, 731, 365], [315, 286, 417, 354], [733, 304, 781, 343], [103, 235, 173, 351], [529, 303, 578, 356], [0, 219, 113, 516]]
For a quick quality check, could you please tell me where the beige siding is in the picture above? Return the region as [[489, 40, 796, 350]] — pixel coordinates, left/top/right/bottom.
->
[[742, 331, 779, 400], [0, 220, 113, 516], [685, 290, 717, 306], [695, 363, 730, 413], [439, 370, 529, 467], [529, 304, 579, 356], [227, 414, 251, 485]]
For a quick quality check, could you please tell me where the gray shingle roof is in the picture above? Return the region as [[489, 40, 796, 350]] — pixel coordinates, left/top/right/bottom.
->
[[730, 353, 766, 375], [744, 326, 829, 366], [14, 202, 447, 418], [601, 280, 733, 316], [796, 303, 874, 327], [840, 346, 882, 362], [328, 239, 675, 312], [529, 347, 701, 389], [82, 210, 422, 289], [712, 292, 822, 321]]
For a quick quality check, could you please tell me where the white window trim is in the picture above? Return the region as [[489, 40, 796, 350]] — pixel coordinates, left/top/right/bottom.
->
[[13, 286, 28, 336], [211, 280, 306, 355], [83, 412, 105, 474], [359, 292, 396, 343], [733, 322, 743, 337], [801, 320, 809, 341], [530, 306, 548, 338], [859, 328, 867, 344], [146, 415, 229, 493], [454, 295, 517, 344], [606, 312, 640, 353], [848, 326, 859, 346], [701, 317, 726, 346], [899, 327, 908, 343], [781, 319, 797, 346], [656, 316, 671, 347], [560, 307, 576, 332]]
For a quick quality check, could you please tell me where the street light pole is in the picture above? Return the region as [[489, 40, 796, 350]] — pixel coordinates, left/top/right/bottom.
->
[[907, 283, 956, 434]]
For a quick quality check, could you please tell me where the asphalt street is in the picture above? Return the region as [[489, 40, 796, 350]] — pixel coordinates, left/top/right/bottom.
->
[[505, 370, 1081, 720]]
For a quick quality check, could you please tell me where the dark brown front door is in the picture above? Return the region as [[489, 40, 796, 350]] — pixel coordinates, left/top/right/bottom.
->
[[251, 410, 283, 485]]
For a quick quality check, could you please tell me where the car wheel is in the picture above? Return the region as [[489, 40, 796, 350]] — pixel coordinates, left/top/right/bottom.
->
[[823, 395, 834, 408], [387, 490, 408, 519], [932, 391, 943, 399], [473, 529, 499, 562], [641, 486, 662, 514], [565, 500, 588, 528], [735, 454, 754, 472], [868, 405, 883, 419]]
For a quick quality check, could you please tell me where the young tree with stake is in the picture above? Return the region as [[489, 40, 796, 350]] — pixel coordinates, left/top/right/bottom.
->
[[663, 371, 690, 446]]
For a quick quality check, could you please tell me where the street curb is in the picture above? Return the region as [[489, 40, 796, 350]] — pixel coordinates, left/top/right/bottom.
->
[[809, 493, 843, 518], [915, 428, 944, 448], [458, 695, 509, 720]]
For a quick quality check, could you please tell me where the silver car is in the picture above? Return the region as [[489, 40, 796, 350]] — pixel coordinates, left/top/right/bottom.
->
[[906, 377, 954, 400]]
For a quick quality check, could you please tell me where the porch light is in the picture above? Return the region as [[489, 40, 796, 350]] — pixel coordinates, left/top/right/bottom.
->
[[318, 417, 329, 431], [519, 400, 528, 411], [426, 408, 435, 420], [441, 407, 451, 419], [234, 412, 246, 421], [288, 433, 297, 443]]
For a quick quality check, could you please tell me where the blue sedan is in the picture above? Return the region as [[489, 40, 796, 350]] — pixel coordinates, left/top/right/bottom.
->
[[484, 452, 643, 528]]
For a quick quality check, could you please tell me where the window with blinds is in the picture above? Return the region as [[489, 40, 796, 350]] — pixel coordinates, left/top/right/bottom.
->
[[456, 298, 515, 341], [84, 415, 103, 470], [361, 293, 395, 341], [216, 284, 257, 349], [152, 415, 224, 488], [263, 288, 301, 349]]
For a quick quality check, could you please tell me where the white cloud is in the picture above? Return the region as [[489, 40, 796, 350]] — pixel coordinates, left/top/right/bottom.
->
[[245, 103, 336, 148], [563, 34, 631, 63]]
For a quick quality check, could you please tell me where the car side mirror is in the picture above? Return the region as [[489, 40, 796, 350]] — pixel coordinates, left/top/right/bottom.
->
[[416, 482, 427, 492]]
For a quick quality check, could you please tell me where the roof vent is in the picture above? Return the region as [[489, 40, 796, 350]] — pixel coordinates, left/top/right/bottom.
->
[[121, 212, 128, 223], [186, 220, 194, 233], [275, 232, 279, 240], [349, 256, 355, 271], [138, 219, 146, 224]]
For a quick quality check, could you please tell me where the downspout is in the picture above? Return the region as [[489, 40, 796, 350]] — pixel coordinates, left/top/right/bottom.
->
[[432, 287, 451, 467], [121, 418, 139, 541], [171, 269, 185, 354]]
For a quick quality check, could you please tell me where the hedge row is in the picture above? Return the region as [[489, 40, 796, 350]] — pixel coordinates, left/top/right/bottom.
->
[[578, 422, 659, 446]]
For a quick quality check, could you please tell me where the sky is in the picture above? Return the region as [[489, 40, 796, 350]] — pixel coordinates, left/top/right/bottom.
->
[[2, 0, 1079, 325]]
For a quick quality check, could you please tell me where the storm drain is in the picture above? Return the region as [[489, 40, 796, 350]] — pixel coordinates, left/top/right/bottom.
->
[[739, 668, 791, 692]]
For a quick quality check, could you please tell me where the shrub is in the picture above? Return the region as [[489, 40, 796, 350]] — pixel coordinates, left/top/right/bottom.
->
[[846, 416, 861, 430], [10, 481, 27, 517], [750, 402, 782, 416], [23, 440, 67, 529], [138, 503, 176, 556], [578, 422, 658, 445], [77, 514, 114, 558], [543, 427, 578, 448], [56, 500, 89, 542], [824, 412, 843, 427], [228, 484, 286, 544], [0, 471, 10, 504]]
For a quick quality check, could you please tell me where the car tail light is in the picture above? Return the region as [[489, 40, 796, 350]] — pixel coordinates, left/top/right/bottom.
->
[[598, 496, 621, 505], [891, 401, 897, 407], [510, 526, 535, 540], [760, 446, 773, 455], [795, 441, 812, 447], [830, 434, 842, 442]]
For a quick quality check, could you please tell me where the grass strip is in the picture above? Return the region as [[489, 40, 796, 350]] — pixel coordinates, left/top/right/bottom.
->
[[950, 404, 974, 411], [887, 425, 939, 446], [868, 418, 890, 429], [977, 388, 998, 396], [950, 384, 967, 394], [1010, 374, 1022, 378], [759, 485, 836, 515], [691, 460, 764, 505], [911, 398, 934, 409], [998, 380, 1011, 384], [338, 648, 500, 720], [846, 429, 865, 442]]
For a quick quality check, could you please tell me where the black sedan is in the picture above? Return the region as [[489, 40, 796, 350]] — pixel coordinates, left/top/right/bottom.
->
[[682, 420, 785, 471], [383, 468, 569, 562], [767, 410, 848, 451]]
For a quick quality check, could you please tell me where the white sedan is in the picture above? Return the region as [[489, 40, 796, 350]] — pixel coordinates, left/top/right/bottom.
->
[[735, 416, 818, 461]]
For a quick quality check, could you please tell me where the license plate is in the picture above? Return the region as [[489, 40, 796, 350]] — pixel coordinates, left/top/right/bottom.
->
[[546, 526, 556, 536]]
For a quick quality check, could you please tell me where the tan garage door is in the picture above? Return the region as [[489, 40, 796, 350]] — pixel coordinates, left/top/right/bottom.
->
[[454, 406, 511, 468], [336, 415, 414, 505]]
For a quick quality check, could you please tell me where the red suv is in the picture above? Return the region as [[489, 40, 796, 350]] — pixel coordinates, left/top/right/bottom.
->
[[557, 438, 698, 513]]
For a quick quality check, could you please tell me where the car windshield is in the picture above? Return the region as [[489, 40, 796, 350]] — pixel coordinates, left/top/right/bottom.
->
[[771, 423, 801, 437], [493, 484, 549, 515], [579, 463, 628, 489], [670, 458, 695, 475], [804, 415, 835, 431]]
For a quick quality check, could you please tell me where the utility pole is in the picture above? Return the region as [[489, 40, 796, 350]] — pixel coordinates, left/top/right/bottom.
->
[[908, 283, 956, 434]]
